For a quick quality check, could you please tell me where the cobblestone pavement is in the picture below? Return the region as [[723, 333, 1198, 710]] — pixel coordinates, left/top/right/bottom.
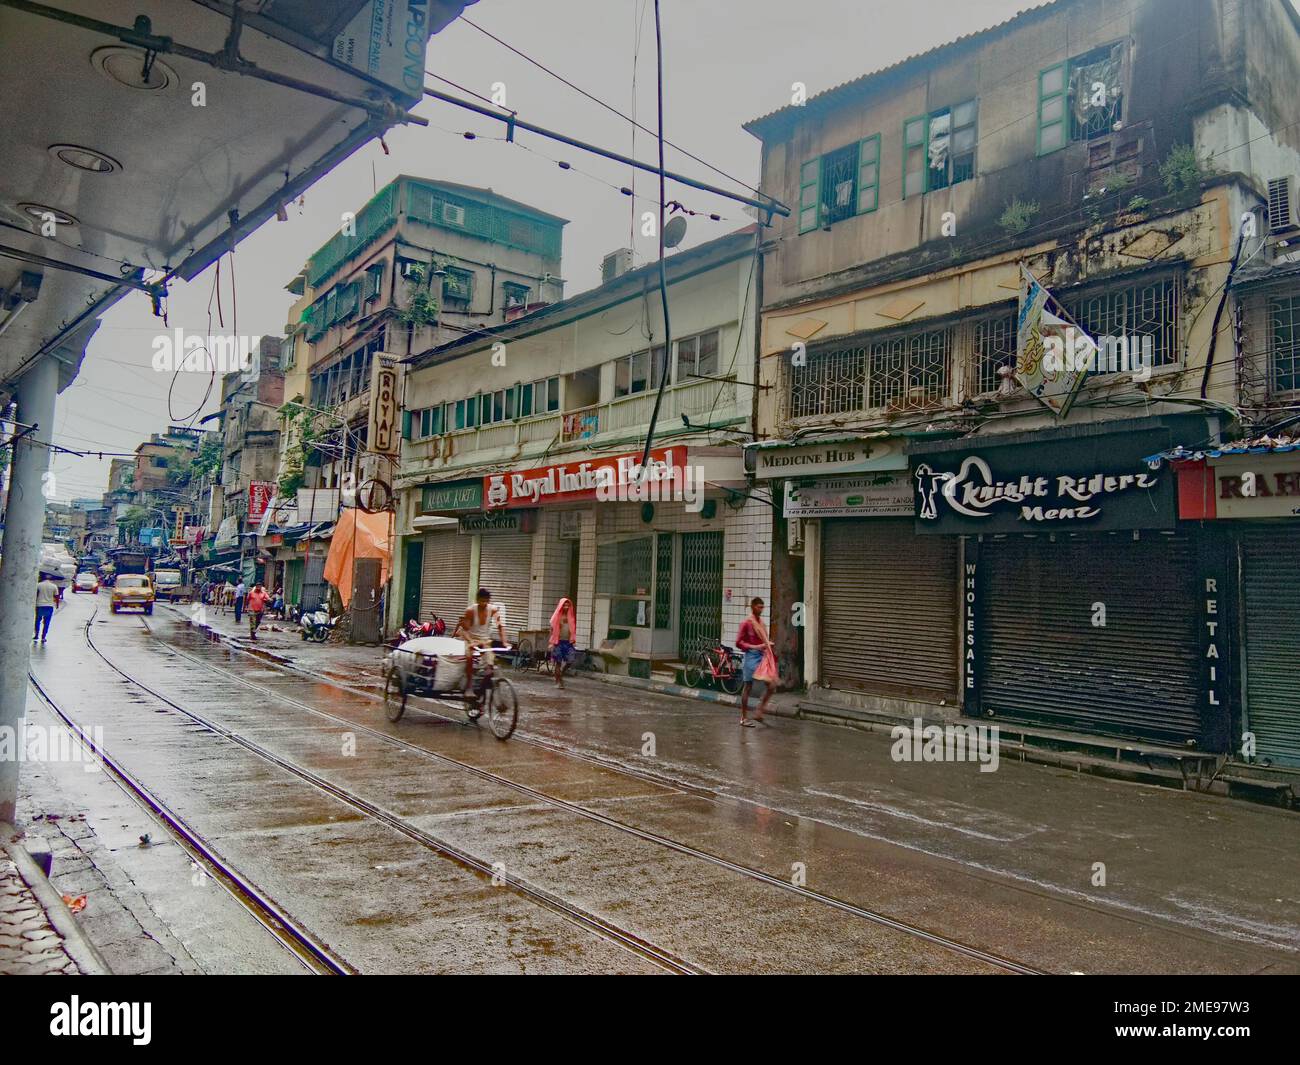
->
[[0, 849, 78, 975], [14, 702, 201, 976]]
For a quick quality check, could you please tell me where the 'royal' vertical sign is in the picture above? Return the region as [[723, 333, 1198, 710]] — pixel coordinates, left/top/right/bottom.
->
[[369, 357, 401, 457]]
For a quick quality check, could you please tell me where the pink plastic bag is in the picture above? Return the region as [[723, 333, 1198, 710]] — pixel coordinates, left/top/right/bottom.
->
[[754, 647, 779, 685]]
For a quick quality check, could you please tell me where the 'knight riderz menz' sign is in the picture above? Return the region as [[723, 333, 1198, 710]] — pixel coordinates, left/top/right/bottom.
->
[[910, 431, 1177, 534]]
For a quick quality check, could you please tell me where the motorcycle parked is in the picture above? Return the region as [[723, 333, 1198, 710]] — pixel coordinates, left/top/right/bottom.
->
[[299, 603, 338, 642], [397, 615, 446, 643]]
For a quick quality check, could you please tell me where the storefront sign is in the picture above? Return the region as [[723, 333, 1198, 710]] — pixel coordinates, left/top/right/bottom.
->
[[912, 431, 1176, 533], [248, 481, 274, 524], [783, 475, 912, 518], [484, 447, 686, 509], [421, 479, 484, 513], [754, 438, 906, 479], [368, 358, 401, 456], [1208, 456, 1300, 518], [459, 510, 538, 535]]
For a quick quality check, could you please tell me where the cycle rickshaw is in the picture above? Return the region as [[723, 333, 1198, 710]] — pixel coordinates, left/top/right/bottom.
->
[[383, 636, 518, 739]]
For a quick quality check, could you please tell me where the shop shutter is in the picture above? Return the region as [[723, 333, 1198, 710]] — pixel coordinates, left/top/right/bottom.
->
[[476, 532, 533, 641], [302, 551, 328, 611], [284, 560, 303, 606], [821, 519, 959, 700], [980, 531, 1202, 746], [421, 530, 472, 628], [1241, 526, 1300, 767]]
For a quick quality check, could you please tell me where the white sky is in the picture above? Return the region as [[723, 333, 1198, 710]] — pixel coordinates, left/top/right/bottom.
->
[[49, 0, 1080, 502]]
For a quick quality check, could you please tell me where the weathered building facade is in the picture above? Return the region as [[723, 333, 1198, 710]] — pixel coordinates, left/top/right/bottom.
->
[[394, 228, 767, 677], [745, 0, 1300, 771]]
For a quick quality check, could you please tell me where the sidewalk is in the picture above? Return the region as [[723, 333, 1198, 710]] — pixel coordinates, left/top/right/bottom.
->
[[1, 821, 109, 975]]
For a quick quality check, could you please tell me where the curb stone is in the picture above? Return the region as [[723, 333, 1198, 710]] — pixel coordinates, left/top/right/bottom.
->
[[1, 822, 111, 975]]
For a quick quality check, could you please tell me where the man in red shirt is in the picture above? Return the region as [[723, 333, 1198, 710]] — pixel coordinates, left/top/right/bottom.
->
[[246, 583, 270, 640], [736, 597, 775, 726]]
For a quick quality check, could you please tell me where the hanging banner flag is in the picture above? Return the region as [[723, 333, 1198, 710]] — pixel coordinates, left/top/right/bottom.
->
[[1015, 265, 1094, 418]]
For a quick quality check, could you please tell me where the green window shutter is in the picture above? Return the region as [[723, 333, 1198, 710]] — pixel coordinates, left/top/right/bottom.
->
[[903, 115, 929, 198], [857, 134, 881, 214], [798, 157, 822, 233], [401, 410, 412, 440], [1037, 62, 1068, 156]]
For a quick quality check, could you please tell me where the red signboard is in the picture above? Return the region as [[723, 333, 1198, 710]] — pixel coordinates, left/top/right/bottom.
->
[[248, 481, 275, 524], [483, 447, 688, 509]]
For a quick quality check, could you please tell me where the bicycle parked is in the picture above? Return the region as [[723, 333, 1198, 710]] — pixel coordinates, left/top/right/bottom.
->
[[683, 643, 744, 695]]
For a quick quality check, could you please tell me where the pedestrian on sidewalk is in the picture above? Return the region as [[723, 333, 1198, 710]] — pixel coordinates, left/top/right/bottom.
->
[[233, 579, 246, 624], [221, 579, 234, 614], [33, 574, 58, 644], [272, 586, 284, 619], [246, 583, 269, 639], [548, 596, 577, 690], [736, 597, 777, 727]]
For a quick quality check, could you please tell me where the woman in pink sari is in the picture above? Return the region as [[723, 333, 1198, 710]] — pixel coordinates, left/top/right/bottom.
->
[[549, 597, 578, 689]]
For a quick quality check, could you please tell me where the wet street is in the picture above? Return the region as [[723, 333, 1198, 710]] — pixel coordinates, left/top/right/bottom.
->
[[21, 593, 1300, 975]]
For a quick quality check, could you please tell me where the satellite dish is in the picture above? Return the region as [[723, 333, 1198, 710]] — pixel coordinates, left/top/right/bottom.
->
[[663, 215, 688, 249]]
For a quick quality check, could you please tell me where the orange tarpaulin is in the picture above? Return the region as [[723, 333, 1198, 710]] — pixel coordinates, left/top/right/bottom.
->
[[322, 508, 391, 607]]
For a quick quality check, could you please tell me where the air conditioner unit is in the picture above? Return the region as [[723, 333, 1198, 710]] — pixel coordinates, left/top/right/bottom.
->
[[600, 248, 634, 284], [1268, 177, 1297, 234], [442, 202, 466, 227], [787, 516, 805, 556]]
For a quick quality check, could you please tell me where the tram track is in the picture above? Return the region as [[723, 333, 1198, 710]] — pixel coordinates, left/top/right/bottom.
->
[[148, 609, 1042, 976], [26, 672, 351, 976], [56, 608, 701, 975]]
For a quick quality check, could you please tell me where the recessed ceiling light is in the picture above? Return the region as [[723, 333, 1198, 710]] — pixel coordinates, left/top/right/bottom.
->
[[19, 203, 78, 227], [48, 144, 121, 174], [89, 45, 177, 91]]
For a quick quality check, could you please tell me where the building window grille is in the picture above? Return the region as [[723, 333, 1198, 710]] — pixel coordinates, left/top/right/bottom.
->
[[1270, 293, 1300, 393]]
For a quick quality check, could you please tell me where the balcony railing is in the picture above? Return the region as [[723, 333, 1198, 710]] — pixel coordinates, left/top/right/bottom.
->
[[409, 376, 740, 464]]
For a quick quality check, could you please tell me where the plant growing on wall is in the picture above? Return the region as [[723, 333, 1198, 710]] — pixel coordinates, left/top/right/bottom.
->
[[998, 198, 1041, 236], [396, 262, 443, 328], [277, 401, 334, 500], [1159, 143, 1206, 200]]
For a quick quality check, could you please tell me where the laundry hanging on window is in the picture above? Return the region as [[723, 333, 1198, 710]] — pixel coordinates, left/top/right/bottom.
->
[[927, 112, 952, 170]]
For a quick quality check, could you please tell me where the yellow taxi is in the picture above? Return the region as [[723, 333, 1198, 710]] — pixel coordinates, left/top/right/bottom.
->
[[110, 574, 155, 615]]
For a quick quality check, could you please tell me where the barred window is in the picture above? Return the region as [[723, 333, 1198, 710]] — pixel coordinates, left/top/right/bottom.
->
[[867, 328, 950, 408], [1059, 274, 1182, 372], [790, 345, 866, 419], [1270, 294, 1300, 393], [789, 326, 950, 418], [969, 314, 1017, 396]]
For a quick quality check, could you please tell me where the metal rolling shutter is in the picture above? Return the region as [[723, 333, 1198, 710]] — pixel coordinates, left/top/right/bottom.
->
[[1242, 526, 1300, 767], [302, 551, 327, 611], [476, 533, 533, 641], [981, 531, 1202, 746], [421, 530, 471, 628], [821, 519, 959, 700]]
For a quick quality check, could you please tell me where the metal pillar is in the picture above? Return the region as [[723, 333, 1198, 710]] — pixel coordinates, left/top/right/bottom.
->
[[0, 355, 57, 823]]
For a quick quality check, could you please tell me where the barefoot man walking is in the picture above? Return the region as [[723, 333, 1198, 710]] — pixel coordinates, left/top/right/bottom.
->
[[736, 597, 776, 726]]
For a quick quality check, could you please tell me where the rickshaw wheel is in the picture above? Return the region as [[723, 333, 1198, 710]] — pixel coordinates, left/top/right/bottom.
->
[[487, 678, 518, 740], [384, 668, 407, 722], [514, 637, 535, 671]]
